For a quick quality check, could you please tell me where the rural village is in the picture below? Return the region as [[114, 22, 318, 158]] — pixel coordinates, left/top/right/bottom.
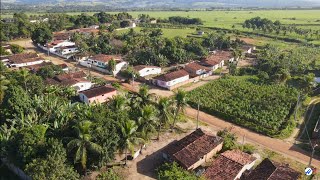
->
[[1, 5, 320, 180]]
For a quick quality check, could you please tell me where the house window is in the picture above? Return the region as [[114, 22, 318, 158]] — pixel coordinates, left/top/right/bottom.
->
[[89, 100, 91, 103], [102, 94, 104, 96], [81, 85, 84, 87]]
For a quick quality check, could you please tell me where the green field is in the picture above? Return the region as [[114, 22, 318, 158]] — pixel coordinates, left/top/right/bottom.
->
[[187, 76, 298, 137]]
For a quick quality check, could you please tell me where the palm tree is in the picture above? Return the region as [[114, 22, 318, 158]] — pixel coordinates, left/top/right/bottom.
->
[[132, 85, 154, 108], [172, 89, 188, 130], [67, 120, 102, 174], [0, 75, 9, 103], [109, 95, 129, 112], [136, 105, 158, 140], [119, 120, 143, 165], [108, 59, 117, 77], [157, 97, 173, 140], [20, 68, 29, 91]]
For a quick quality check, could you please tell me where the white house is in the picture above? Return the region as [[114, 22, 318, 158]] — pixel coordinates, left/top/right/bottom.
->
[[79, 85, 117, 104], [200, 51, 234, 71], [47, 40, 76, 53], [81, 54, 127, 76], [130, 22, 136, 28], [45, 71, 92, 92], [56, 45, 78, 55], [133, 65, 161, 77], [154, 69, 189, 89], [6, 53, 46, 68], [185, 62, 212, 78], [241, 45, 256, 54]]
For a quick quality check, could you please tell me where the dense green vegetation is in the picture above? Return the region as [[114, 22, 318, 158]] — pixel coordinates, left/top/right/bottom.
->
[[157, 162, 199, 180], [0, 61, 188, 178], [187, 76, 299, 137]]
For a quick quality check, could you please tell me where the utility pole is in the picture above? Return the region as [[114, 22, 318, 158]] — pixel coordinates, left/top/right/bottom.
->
[[308, 143, 318, 167], [196, 99, 200, 129]]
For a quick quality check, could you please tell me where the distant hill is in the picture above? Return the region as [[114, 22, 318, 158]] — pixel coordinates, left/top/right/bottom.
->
[[2, 0, 320, 8]]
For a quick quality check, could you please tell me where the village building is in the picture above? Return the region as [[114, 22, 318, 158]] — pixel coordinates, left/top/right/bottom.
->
[[153, 69, 189, 90], [79, 85, 117, 104], [200, 51, 233, 71], [56, 45, 78, 55], [185, 62, 212, 78], [80, 54, 127, 76], [3, 53, 46, 68], [45, 71, 92, 92], [204, 150, 257, 180], [162, 129, 223, 170], [150, 19, 157, 24], [240, 158, 301, 180], [1, 44, 12, 54], [53, 32, 72, 41], [133, 65, 162, 77], [26, 62, 69, 72]]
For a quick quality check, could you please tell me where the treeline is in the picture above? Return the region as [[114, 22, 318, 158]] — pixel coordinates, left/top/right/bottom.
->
[[158, 16, 203, 25], [70, 28, 243, 67], [0, 12, 133, 41], [243, 17, 320, 40]]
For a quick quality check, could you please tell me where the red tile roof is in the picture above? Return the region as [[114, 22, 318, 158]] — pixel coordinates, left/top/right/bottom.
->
[[80, 85, 116, 98], [133, 65, 160, 71], [204, 150, 256, 180], [241, 158, 301, 180], [26, 62, 54, 71], [89, 54, 122, 62], [163, 129, 223, 169], [46, 71, 88, 86], [8, 53, 39, 63], [55, 71, 86, 81], [202, 51, 232, 66], [185, 62, 210, 72], [154, 69, 189, 82]]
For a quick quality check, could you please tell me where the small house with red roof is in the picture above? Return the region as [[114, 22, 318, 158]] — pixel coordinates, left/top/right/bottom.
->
[[204, 150, 257, 180], [79, 85, 117, 104], [153, 69, 189, 90], [201, 51, 234, 71], [185, 62, 212, 78], [162, 129, 223, 170]]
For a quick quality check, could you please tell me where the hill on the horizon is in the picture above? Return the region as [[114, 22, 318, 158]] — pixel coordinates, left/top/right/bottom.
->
[[2, 0, 320, 8]]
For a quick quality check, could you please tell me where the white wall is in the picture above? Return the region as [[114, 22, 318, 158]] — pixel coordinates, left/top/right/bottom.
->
[[72, 82, 92, 92], [234, 160, 256, 180], [79, 60, 127, 76], [157, 75, 189, 89], [49, 41, 75, 52], [60, 47, 78, 55], [11, 60, 44, 68], [138, 67, 161, 77], [113, 61, 128, 76], [79, 93, 89, 104]]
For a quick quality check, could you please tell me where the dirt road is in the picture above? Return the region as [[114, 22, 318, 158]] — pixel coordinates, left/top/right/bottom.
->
[[185, 107, 320, 167]]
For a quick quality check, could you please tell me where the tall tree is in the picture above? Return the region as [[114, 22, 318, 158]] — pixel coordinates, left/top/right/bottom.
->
[[172, 89, 188, 129], [67, 120, 102, 174], [0, 75, 9, 103], [108, 59, 117, 76], [157, 97, 173, 140], [119, 120, 143, 165], [31, 26, 53, 46]]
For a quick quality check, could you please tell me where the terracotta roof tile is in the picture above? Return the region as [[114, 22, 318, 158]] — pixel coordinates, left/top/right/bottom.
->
[[80, 85, 116, 98], [202, 51, 232, 66], [204, 150, 256, 180], [89, 54, 122, 62], [163, 129, 223, 169], [55, 71, 86, 81], [133, 65, 160, 71], [241, 158, 301, 180], [154, 69, 189, 82], [8, 53, 39, 63]]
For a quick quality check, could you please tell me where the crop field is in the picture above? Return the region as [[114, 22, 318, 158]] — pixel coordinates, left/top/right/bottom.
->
[[116, 27, 197, 38], [187, 76, 299, 137]]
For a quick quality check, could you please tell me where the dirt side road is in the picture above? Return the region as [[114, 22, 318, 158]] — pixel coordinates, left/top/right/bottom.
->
[[185, 107, 320, 167]]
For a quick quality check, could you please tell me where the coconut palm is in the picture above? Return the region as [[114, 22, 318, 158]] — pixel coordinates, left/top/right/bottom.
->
[[132, 85, 155, 109], [0, 75, 9, 103], [157, 97, 173, 140], [172, 89, 188, 129], [67, 120, 102, 174], [19, 68, 29, 91], [109, 95, 129, 112], [136, 105, 158, 140], [119, 120, 143, 165]]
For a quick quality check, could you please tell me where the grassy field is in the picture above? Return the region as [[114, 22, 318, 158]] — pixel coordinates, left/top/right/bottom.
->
[[116, 27, 197, 38]]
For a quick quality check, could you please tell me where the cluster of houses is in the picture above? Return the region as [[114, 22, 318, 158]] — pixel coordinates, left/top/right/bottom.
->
[[162, 128, 301, 180]]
